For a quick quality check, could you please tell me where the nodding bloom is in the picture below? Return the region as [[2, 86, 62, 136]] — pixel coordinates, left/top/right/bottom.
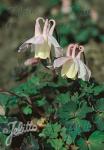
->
[[18, 17, 63, 59], [54, 44, 91, 81]]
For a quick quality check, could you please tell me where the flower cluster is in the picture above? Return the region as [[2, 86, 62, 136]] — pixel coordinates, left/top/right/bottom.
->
[[18, 17, 91, 81]]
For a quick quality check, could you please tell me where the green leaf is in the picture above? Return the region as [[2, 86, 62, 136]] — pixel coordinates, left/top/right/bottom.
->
[[95, 98, 104, 112], [76, 102, 93, 118], [94, 112, 104, 131], [57, 76, 69, 87], [88, 131, 104, 150], [58, 101, 92, 122], [93, 85, 104, 95], [67, 118, 91, 137], [0, 116, 8, 124], [12, 76, 40, 96], [58, 101, 77, 122], [70, 92, 79, 102], [77, 131, 104, 150], [27, 76, 40, 86], [56, 93, 70, 104], [80, 82, 94, 96], [13, 82, 38, 96], [22, 106, 32, 115], [59, 118, 91, 141], [77, 138, 89, 150], [36, 97, 47, 107], [0, 94, 9, 106], [5, 96, 19, 111], [39, 123, 61, 139], [60, 127, 72, 145], [47, 138, 65, 150]]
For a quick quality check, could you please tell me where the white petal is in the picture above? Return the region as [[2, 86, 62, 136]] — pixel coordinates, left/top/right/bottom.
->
[[48, 35, 60, 47], [18, 36, 44, 52], [48, 35, 63, 57], [54, 47, 63, 58], [61, 60, 78, 79], [53, 57, 70, 68], [84, 65, 91, 81], [77, 59, 91, 81]]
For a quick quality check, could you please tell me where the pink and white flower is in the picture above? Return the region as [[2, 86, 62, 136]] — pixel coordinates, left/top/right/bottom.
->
[[54, 44, 91, 81], [18, 17, 63, 59]]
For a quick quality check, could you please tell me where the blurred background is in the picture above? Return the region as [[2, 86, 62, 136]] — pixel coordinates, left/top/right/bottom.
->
[[0, 0, 104, 89]]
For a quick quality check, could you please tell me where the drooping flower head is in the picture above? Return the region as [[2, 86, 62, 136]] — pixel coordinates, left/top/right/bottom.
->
[[54, 44, 91, 81], [18, 17, 63, 60]]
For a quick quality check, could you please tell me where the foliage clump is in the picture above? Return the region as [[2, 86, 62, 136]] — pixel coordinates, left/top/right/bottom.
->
[[0, 73, 104, 150]]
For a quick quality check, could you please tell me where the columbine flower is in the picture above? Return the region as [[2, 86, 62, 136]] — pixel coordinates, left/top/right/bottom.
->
[[54, 44, 91, 81], [18, 17, 63, 59]]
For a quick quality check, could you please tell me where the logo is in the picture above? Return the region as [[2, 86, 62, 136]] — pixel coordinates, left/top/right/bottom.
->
[[1, 121, 37, 146]]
